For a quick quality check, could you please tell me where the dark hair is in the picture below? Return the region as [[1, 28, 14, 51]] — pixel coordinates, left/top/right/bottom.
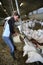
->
[[13, 11, 20, 18]]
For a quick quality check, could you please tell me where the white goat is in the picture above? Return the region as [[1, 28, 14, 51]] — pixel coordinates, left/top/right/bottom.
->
[[23, 38, 43, 63]]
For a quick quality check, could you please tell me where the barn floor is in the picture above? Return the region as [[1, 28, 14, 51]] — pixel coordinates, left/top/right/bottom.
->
[[0, 26, 43, 65]]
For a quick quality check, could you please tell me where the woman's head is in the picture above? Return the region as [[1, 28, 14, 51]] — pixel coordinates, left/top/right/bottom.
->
[[13, 11, 20, 21]]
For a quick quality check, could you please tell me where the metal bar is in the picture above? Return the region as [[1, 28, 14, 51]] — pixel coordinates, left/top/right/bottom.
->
[[15, 0, 23, 33], [10, 0, 14, 14], [15, 0, 20, 15], [0, 17, 4, 19], [8, 0, 14, 15]]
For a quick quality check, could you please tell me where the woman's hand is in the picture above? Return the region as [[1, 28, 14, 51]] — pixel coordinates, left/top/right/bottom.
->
[[13, 32, 19, 37]]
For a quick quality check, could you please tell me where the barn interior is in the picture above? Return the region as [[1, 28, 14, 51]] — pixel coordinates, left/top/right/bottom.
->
[[0, 0, 43, 65]]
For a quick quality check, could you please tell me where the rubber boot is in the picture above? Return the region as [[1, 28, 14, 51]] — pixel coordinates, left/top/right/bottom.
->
[[11, 52, 17, 60]]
